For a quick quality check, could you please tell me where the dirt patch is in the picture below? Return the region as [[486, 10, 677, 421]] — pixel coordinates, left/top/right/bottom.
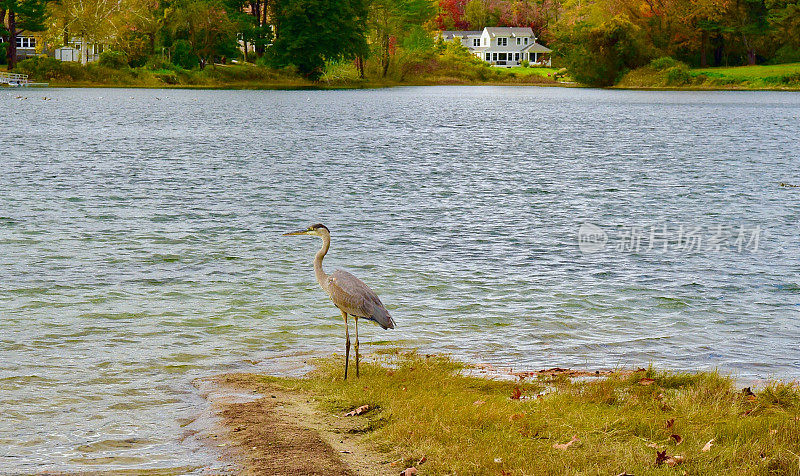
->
[[206, 374, 388, 476]]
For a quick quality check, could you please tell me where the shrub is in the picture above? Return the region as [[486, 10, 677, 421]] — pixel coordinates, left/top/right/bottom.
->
[[146, 56, 179, 71], [665, 65, 691, 85], [769, 45, 800, 65], [172, 40, 199, 70], [520, 59, 530, 68], [650, 56, 678, 70], [15, 56, 86, 81], [99, 50, 128, 69], [780, 72, 800, 85], [0, 43, 7, 65]]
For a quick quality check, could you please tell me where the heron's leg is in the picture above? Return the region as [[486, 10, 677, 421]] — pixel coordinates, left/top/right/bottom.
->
[[354, 317, 359, 378], [342, 310, 350, 380]]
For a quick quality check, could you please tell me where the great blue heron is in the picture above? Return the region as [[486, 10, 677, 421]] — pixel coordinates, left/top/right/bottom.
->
[[284, 224, 395, 379]]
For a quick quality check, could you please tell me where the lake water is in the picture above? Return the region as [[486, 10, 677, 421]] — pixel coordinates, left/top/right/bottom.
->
[[1, 86, 799, 473]]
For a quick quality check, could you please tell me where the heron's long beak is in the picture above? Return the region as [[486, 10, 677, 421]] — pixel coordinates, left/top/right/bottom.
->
[[283, 229, 310, 236]]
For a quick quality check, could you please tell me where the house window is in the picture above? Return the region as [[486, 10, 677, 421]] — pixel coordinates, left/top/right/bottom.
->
[[15, 37, 35, 48], [486, 52, 490, 61], [515, 53, 520, 61], [473, 38, 480, 47], [516, 37, 521, 45], [492, 53, 497, 61], [499, 53, 506, 61], [524, 37, 529, 45], [497, 37, 507, 46], [483, 38, 487, 46]]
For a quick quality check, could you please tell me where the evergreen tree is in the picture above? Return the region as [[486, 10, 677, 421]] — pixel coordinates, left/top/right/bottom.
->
[[269, 0, 368, 79], [1, 0, 48, 69]]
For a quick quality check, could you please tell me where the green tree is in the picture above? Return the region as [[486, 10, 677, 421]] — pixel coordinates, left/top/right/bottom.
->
[[168, 0, 238, 68], [368, 0, 435, 77], [464, 0, 489, 29], [270, 0, 368, 79], [559, 15, 651, 86], [1, 0, 48, 69]]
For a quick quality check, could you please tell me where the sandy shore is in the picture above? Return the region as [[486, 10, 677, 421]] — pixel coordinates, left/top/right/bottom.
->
[[199, 373, 389, 475]]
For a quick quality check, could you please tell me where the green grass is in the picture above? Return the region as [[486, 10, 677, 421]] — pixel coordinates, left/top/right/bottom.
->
[[270, 351, 800, 475], [694, 62, 800, 80], [617, 61, 800, 90], [503, 66, 560, 78]]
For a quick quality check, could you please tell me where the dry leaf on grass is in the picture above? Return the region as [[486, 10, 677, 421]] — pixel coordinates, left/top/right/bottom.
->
[[510, 386, 522, 400], [665, 418, 675, 429], [702, 438, 715, 452], [639, 378, 656, 386], [553, 435, 580, 450], [656, 450, 669, 465], [646, 442, 660, 449], [345, 405, 370, 417], [400, 467, 418, 476], [417, 456, 427, 466], [671, 434, 683, 445], [473, 400, 485, 406], [667, 455, 685, 466]]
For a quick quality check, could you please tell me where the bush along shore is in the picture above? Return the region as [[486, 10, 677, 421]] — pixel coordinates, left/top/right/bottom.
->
[[8, 47, 562, 89], [213, 350, 800, 475]]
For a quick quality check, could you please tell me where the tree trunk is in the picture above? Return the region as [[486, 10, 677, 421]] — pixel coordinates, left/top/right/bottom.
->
[[741, 32, 755, 65], [81, 36, 88, 65], [8, 10, 18, 70], [355, 55, 364, 78], [381, 34, 389, 77], [700, 29, 708, 67]]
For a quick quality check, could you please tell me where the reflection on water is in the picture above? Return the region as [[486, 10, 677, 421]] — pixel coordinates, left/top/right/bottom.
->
[[1, 86, 799, 472]]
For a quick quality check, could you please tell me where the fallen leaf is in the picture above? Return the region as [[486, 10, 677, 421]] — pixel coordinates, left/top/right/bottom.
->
[[345, 404, 370, 417], [665, 418, 675, 429], [656, 450, 669, 465], [400, 468, 418, 476], [473, 400, 485, 406], [646, 442, 660, 449], [494, 457, 503, 463], [639, 378, 656, 386], [742, 387, 755, 396], [667, 455, 685, 467], [509, 412, 525, 422], [702, 439, 715, 452], [553, 435, 580, 450], [510, 386, 522, 400], [671, 434, 683, 445], [417, 456, 427, 465]]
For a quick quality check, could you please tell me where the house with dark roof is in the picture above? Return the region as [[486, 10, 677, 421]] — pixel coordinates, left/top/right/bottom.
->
[[440, 27, 552, 67]]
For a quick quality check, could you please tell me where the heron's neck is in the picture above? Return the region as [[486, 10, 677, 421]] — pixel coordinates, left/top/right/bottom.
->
[[314, 233, 330, 289]]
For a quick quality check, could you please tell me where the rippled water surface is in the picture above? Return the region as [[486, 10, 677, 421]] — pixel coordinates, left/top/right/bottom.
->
[[1, 86, 799, 472]]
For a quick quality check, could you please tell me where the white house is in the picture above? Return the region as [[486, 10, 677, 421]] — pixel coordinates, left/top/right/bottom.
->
[[441, 27, 552, 67]]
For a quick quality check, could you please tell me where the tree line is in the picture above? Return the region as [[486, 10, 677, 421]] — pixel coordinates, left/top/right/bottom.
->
[[2, 0, 799, 81]]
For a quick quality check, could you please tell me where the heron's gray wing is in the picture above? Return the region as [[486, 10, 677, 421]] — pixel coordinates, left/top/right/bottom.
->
[[327, 269, 395, 329]]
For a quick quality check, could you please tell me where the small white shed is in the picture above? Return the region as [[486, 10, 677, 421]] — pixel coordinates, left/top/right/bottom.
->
[[55, 47, 79, 62]]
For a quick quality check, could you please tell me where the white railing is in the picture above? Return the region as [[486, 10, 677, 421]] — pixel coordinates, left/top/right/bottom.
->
[[0, 72, 30, 86]]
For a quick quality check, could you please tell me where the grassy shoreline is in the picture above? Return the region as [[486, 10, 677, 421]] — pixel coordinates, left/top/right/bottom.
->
[[617, 61, 800, 91], [215, 350, 800, 475], [5, 61, 800, 91]]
